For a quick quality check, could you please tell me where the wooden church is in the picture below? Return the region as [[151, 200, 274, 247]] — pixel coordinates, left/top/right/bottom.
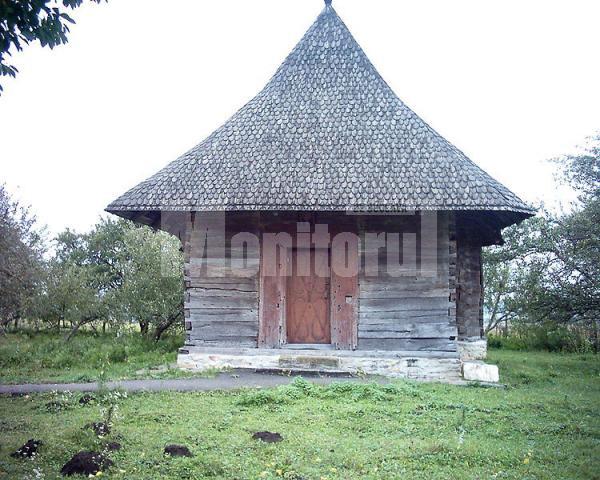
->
[[107, 0, 533, 382]]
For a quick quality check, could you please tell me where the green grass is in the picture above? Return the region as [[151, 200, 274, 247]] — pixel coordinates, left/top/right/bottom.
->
[[1, 350, 599, 479], [0, 331, 187, 384]]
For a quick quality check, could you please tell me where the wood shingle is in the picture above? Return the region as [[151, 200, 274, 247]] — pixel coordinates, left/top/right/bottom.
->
[[107, 4, 533, 219]]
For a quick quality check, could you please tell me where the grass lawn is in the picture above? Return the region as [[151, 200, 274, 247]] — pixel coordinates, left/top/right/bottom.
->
[[0, 349, 599, 479], [0, 332, 189, 384]]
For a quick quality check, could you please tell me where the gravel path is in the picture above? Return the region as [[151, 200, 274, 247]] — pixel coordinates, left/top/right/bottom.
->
[[0, 370, 386, 395]]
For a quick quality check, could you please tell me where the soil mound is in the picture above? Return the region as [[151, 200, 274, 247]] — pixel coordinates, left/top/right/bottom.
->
[[164, 444, 193, 457], [79, 394, 95, 405], [60, 451, 113, 476], [252, 431, 283, 443], [11, 439, 42, 458]]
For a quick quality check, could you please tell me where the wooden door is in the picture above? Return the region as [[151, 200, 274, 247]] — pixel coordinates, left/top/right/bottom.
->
[[286, 248, 331, 344]]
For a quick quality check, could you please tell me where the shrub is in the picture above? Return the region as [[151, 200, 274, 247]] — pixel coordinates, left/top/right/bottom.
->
[[488, 323, 595, 353], [107, 344, 129, 363]]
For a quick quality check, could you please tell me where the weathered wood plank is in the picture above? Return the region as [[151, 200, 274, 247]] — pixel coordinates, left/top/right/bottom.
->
[[359, 274, 447, 286], [187, 263, 258, 279], [186, 295, 257, 309], [359, 312, 453, 324], [188, 309, 257, 322], [191, 322, 258, 337], [191, 338, 258, 348], [359, 287, 450, 299], [358, 322, 457, 338], [359, 276, 448, 287], [355, 212, 454, 352], [183, 211, 262, 347], [188, 288, 257, 299], [186, 277, 257, 287], [360, 297, 452, 313]]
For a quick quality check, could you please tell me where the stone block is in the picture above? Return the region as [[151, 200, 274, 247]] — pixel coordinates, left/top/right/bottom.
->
[[462, 361, 499, 383]]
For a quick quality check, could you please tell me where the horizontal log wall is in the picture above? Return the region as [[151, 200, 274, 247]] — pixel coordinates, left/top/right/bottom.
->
[[183, 211, 459, 354], [184, 212, 260, 348], [357, 212, 458, 352]]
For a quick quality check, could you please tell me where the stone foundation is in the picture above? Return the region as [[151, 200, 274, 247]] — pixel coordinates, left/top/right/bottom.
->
[[178, 347, 463, 382], [457, 337, 488, 361]]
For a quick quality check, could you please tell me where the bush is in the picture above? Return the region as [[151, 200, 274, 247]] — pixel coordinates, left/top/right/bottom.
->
[[488, 323, 595, 353]]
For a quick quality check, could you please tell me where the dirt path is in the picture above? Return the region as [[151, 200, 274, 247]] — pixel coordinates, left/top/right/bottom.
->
[[0, 370, 386, 394]]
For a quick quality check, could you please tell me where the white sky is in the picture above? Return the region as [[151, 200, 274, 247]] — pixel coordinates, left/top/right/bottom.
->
[[1, 0, 599, 236]]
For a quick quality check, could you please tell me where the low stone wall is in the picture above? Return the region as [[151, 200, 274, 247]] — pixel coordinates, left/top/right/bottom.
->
[[178, 347, 463, 383]]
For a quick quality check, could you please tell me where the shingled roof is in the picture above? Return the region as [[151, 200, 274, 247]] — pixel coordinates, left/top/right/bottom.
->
[[107, 2, 533, 221]]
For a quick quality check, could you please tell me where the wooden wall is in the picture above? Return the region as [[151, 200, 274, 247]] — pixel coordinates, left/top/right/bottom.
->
[[184, 212, 260, 348], [455, 224, 484, 339], [183, 211, 465, 353], [357, 212, 458, 352]]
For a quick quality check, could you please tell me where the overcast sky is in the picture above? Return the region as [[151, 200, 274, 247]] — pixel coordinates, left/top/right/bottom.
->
[[1, 0, 599, 236]]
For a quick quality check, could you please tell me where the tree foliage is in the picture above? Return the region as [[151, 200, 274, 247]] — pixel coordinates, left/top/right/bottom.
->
[[0, 184, 45, 330], [0, 0, 104, 92], [29, 218, 184, 341], [484, 134, 600, 350], [117, 225, 184, 341], [34, 257, 104, 339]]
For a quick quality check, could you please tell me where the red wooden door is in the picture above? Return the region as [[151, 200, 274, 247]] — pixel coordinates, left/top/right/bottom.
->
[[286, 248, 331, 344]]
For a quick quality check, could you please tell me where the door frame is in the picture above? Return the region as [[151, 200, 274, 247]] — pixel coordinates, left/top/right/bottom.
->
[[258, 227, 359, 350]]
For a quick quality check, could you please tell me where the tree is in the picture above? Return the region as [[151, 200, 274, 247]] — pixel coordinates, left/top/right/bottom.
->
[[482, 217, 545, 334], [82, 218, 184, 341], [0, 0, 105, 92], [0, 184, 45, 331], [484, 133, 600, 349], [29, 228, 108, 339], [528, 134, 600, 330], [116, 223, 184, 341], [30, 217, 184, 341], [33, 258, 105, 340]]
